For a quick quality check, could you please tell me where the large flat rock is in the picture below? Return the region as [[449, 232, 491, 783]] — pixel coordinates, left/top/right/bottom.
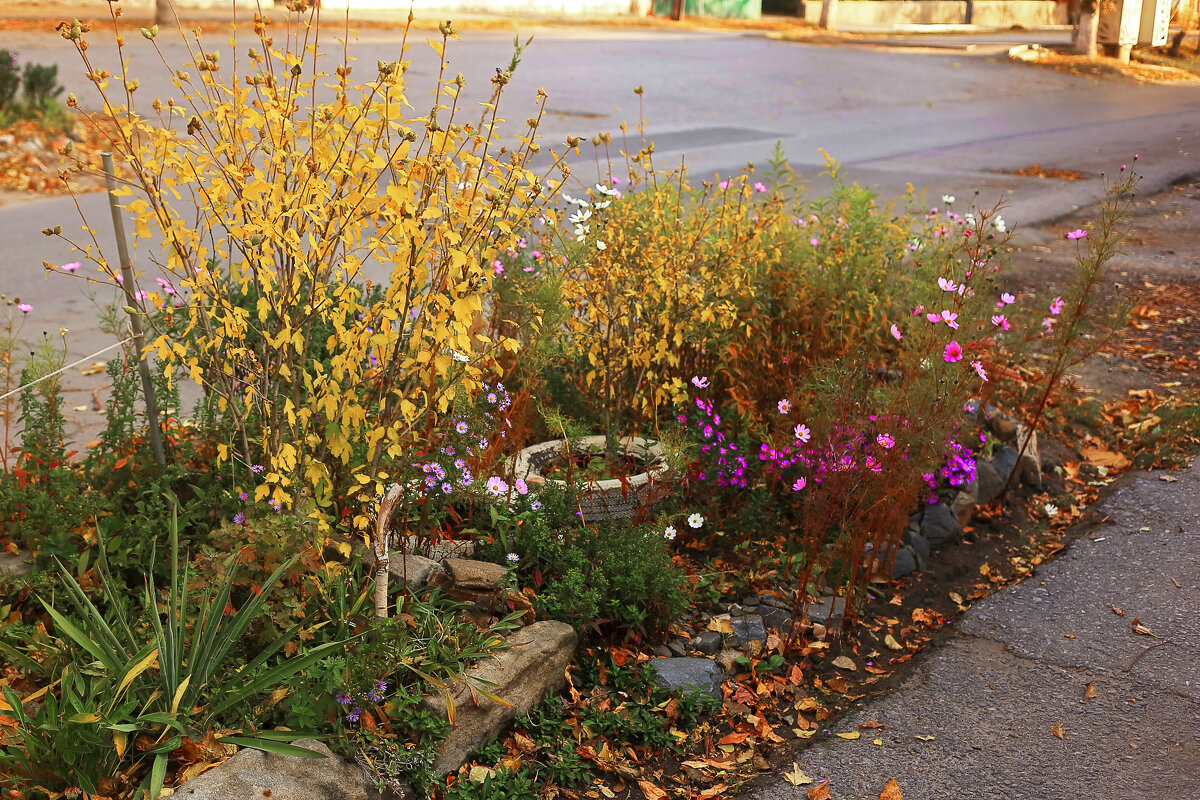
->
[[423, 620, 577, 773]]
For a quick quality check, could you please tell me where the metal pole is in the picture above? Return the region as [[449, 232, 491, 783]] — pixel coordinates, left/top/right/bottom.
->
[[101, 152, 166, 470]]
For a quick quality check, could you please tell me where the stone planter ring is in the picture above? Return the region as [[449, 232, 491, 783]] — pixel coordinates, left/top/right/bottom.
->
[[507, 435, 669, 522]]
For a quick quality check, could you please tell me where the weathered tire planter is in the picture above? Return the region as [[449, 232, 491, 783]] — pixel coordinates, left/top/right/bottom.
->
[[508, 435, 669, 521]]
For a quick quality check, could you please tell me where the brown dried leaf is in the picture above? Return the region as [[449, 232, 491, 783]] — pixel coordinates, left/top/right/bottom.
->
[[883, 634, 904, 651], [1051, 722, 1065, 739], [1131, 618, 1158, 637], [832, 655, 857, 671], [1084, 682, 1097, 700], [637, 779, 667, 800], [879, 778, 904, 800], [808, 782, 832, 800]]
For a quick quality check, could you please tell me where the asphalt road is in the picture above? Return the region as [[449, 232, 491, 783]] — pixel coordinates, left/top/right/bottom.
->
[[1, 23, 1198, 446], [746, 459, 1200, 800]]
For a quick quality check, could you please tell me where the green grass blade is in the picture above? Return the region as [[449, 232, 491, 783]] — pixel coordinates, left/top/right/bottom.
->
[[216, 736, 327, 758]]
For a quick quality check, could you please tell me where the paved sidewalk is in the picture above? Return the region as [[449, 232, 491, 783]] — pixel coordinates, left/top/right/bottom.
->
[[748, 459, 1200, 800]]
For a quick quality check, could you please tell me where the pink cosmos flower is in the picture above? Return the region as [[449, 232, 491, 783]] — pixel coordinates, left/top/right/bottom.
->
[[971, 360, 988, 381], [691, 375, 709, 388], [809, 237, 819, 247], [926, 313, 943, 323], [777, 399, 791, 414], [890, 324, 903, 340], [937, 277, 958, 292], [794, 423, 811, 443], [60, 261, 81, 272], [991, 315, 1010, 330], [941, 310, 959, 330], [1049, 296, 1064, 315], [791, 477, 807, 491], [944, 342, 963, 362], [876, 433, 895, 449], [1066, 229, 1088, 240], [16, 303, 32, 313], [719, 180, 729, 190], [754, 181, 767, 192]]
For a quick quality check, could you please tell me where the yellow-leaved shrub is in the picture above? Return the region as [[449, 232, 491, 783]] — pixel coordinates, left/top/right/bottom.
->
[[53, 7, 565, 527]]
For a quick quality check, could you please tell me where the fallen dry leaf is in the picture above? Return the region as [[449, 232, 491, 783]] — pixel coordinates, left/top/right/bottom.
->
[[1131, 618, 1158, 637], [1109, 604, 1126, 616], [1081, 447, 1131, 469], [637, 779, 668, 800], [915, 734, 935, 742], [832, 656, 857, 671], [878, 778, 904, 800], [707, 617, 734, 635], [808, 782, 832, 800], [698, 784, 729, 800], [883, 634, 904, 651], [836, 731, 860, 740], [873, 737, 884, 746], [782, 763, 814, 786], [1051, 723, 1065, 739], [948, 591, 963, 605], [1084, 682, 1097, 700]]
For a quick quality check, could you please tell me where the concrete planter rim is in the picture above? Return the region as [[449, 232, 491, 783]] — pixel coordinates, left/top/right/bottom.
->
[[507, 435, 669, 519]]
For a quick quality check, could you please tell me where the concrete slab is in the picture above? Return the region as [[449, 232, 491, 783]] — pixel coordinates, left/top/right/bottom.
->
[[748, 637, 1200, 800], [749, 458, 1200, 800]]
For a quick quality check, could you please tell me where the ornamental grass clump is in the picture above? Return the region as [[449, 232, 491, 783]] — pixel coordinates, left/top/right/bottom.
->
[[46, 4, 568, 528]]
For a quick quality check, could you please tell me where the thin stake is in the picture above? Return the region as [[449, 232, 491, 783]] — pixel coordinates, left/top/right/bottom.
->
[[102, 152, 165, 470]]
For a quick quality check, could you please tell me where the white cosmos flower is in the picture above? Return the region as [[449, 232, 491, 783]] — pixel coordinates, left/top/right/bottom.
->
[[687, 513, 704, 529], [452, 350, 470, 362], [596, 240, 607, 251], [994, 216, 1007, 233], [942, 194, 955, 205], [568, 208, 592, 225], [1044, 503, 1059, 517], [562, 193, 590, 208], [664, 525, 676, 541], [595, 183, 619, 196], [593, 199, 612, 210]]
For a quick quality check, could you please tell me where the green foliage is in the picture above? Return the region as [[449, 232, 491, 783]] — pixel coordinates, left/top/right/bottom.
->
[[22, 62, 63, 111], [0, 50, 67, 124], [0, 51, 18, 110], [444, 766, 537, 800], [477, 484, 688, 639], [0, 507, 337, 797]]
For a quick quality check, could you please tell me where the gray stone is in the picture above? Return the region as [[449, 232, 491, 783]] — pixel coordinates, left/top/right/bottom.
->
[[405, 536, 475, 562], [951, 482, 978, 526], [388, 555, 442, 589], [759, 590, 791, 609], [0, 550, 32, 581], [806, 596, 846, 626], [989, 412, 1019, 439], [691, 630, 723, 655], [172, 738, 396, 800], [731, 616, 767, 645], [649, 657, 724, 699], [891, 547, 917, 579], [423, 620, 577, 773], [991, 445, 1019, 487], [903, 529, 931, 565], [652, 645, 672, 658], [443, 558, 507, 590], [1015, 423, 1043, 488], [975, 457, 1005, 504], [759, 606, 794, 633], [921, 503, 961, 544], [667, 638, 688, 657]]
